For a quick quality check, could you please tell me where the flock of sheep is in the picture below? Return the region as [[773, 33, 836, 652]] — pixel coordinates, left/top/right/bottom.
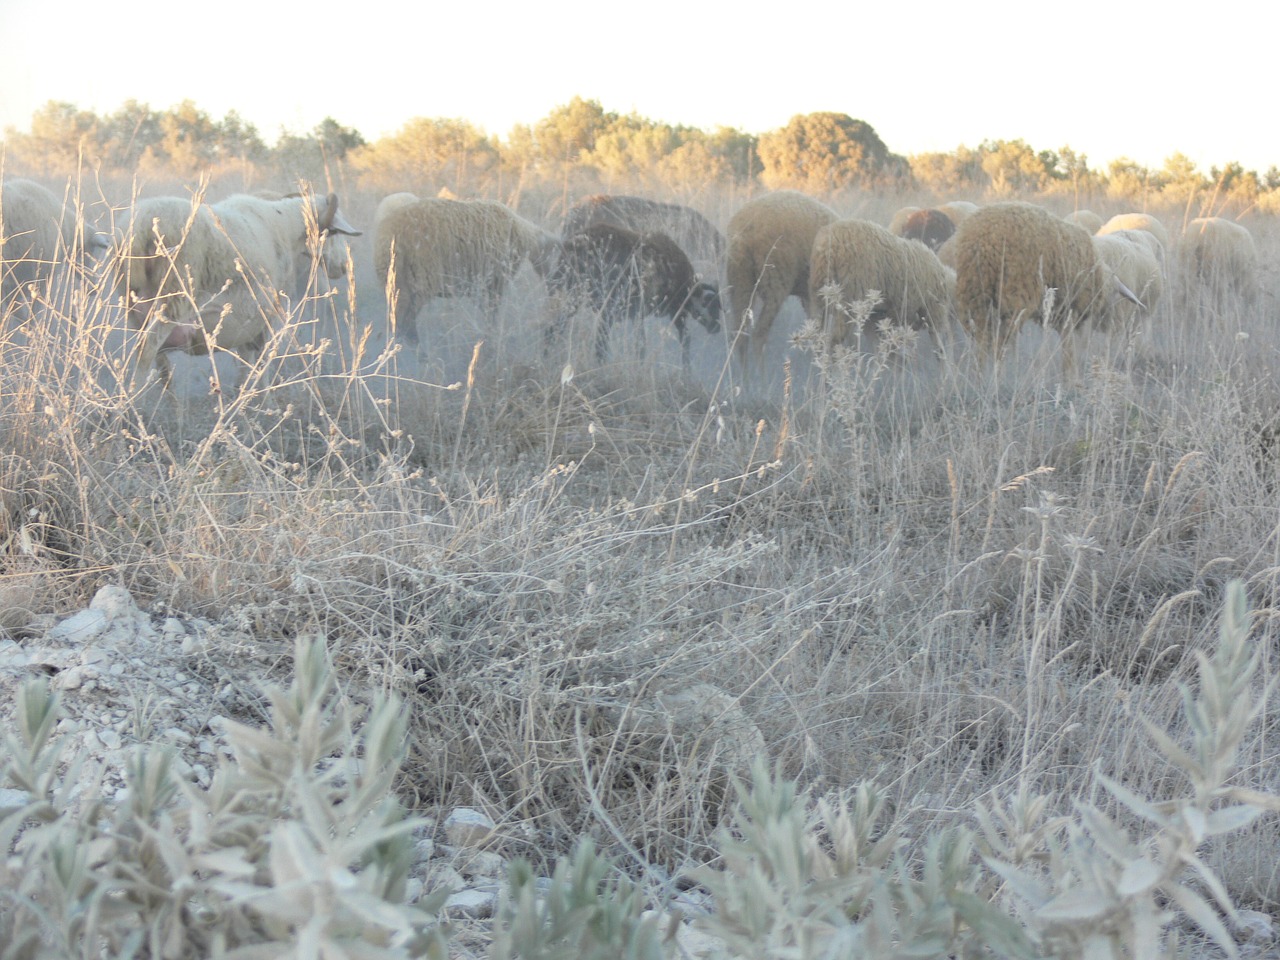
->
[[0, 177, 1265, 391]]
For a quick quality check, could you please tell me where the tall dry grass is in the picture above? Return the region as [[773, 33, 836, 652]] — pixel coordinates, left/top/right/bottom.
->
[[2, 172, 1280, 949]]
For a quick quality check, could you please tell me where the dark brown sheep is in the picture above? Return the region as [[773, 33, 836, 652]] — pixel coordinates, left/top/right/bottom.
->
[[900, 209, 956, 252], [562, 194, 725, 278], [546, 223, 721, 368]]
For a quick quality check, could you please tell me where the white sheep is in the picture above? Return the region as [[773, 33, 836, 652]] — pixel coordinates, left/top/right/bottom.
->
[[1097, 212, 1171, 251], [1178, 216, 1258, 308], [119, 190, 361, 381], [373, 197, 560, 345], [725, 190, 838, 376], [254, 188, 354, 294], [1091, 230, 1164, 334], [938, 201, 979, 227], [809, 218, 954, 352], [2, 178, 108, 308], [953, 201, 1143, 377], [1064, 210, 1104, 234]]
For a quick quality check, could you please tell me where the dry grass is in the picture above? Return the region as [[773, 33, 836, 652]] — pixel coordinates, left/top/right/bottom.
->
[[3, 172, 1280, 939]]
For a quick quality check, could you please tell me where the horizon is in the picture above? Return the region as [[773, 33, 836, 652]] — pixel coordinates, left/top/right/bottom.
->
[[2, 2, 1273, 177]]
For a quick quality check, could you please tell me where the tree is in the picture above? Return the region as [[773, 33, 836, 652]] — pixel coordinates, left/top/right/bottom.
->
[[979, 139, 1053, 196], [3, 101, 100, 172], [909, 146, 985, 194], [349, 117, 500, 195], [1160, 152, 1207, 208], [756, 113, 905, 193], [1106, 158, 1156, 204], [274, 118, 366, 185]]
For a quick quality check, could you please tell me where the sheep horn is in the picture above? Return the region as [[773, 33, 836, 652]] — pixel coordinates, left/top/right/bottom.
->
[[1114, 276, 1145, 310], [319, 193, 362, 237]]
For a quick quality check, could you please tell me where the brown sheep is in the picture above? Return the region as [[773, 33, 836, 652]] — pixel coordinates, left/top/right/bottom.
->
[[374, 198, 559, 345], [898, 209, 956, 252], [562, 194, 725, 278], [545, 222, 721, 368], [725, 190, 838, 376], [953, 201, 1141, 377]]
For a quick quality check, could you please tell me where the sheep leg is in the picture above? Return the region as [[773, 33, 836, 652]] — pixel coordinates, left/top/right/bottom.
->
[[674, 317, 691, 371], [393, 292, 421, 347]]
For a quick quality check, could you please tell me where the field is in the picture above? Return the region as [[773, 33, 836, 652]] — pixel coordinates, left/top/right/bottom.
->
[[1, 176, 1279, 956]]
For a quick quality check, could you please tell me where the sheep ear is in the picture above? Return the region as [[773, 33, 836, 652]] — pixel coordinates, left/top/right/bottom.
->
[[318, 193, 362, 237]]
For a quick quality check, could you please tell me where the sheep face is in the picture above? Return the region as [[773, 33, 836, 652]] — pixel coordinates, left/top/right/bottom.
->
[[679, 282, 722, 335]]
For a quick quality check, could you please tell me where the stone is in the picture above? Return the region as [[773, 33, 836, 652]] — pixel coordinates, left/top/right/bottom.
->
[[444, 807, 496, 849]]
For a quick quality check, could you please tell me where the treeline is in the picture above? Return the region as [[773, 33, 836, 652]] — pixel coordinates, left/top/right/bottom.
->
[[2, 96, 1275, 216]]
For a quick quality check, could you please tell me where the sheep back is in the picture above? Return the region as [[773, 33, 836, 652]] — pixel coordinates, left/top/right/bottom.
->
[[811, 219, 954, 348], [2, 179, 90, 298], [1092, 230, 1163, 331], [548, 222, 720, 364], [954, 201, 1111, 360], [725, 190, 838, 372], [562, 194, 725, 276], [1179, 217, 1258, 305], [1097, 212, 1171, 250], [1064, 210, 1104, 234]]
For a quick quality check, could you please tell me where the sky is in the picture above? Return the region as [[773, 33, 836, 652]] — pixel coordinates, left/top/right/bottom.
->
[[1, 0, 1273, 177]]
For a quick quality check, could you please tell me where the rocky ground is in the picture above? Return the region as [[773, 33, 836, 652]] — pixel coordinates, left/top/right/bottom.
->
[[0, 583, 731, 955]]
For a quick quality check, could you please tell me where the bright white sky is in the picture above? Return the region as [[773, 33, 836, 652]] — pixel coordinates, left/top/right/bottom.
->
[[0, 0, 1270, 176]]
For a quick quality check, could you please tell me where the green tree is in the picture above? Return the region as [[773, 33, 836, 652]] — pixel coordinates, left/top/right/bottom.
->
[[909, 146, 985, 194], [273, 117, 366, 185], [583, 113, 682, 185], [1160, 152, 1206, 208], [1106, 157, 1157, 204], [979, 139, 1053, 196], [757, 112, 905, 193], [98, 100, 164, 170], [350, 117, 500, 195], [2, 101, 100, 172]]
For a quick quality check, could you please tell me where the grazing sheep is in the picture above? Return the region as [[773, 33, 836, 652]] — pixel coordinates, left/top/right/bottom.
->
[[810, 218, 955, 352], [953, 201, 1142, 377], [372, 192, 419, 234], [1097, 212, 1171, 251], [1092, 230, 1164, 333], [119, 191, 361, 380], [896, 208, 956, 252], [887, 206, 921, 237], [1064, 210, 1104, 234], [545, 222, 721, 369], [254, 188, 354, 292], [1178, 216, 1258, 307], [725, 190, 838, 376], [2, 178, 107, 307], [938, 201, 979, 227], [562, 194, 725, 278], [373, 197, 559, 345]]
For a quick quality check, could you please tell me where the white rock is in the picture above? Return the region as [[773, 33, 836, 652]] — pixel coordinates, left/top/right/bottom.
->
[[403, 877, 425, 904], [49, 609, 108, 643], [97, 729, 121, 750], [412, 838, 436, 865], [444, 807, 496, 849], [456, 849, 505, 879], [0, 788, 32, 811], [444, 888, 497, 919], [0, 640, 29, 667], [1236, 909, 1274, 942], [56, 666, 85, 690], [426, 865, 466, 893], [89, 585, 140, 620]]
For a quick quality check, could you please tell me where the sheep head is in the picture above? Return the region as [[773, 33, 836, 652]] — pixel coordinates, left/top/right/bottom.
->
[[682, 281, 722, 334], [317, 193, 362, 237]]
